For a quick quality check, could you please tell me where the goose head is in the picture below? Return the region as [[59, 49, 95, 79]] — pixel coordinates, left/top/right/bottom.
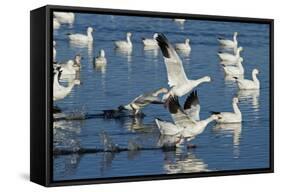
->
[[232, 97, 239, 104], [153, 33, 158, 39], [202, 76, 211, 82], [237, 46, 243, 52], [185, 38, 190, 45], [253, 68, 259, 75], [87, 27, 94, 33], [99, 49, 105, 57], [53, 41, 56, 46], [234, 32, 238, 37]]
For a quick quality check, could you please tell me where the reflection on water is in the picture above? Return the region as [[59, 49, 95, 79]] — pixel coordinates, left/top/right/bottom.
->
[[164, 150, 209, 174], [237, 89, 260, 110], [53, 13, 270, 181]]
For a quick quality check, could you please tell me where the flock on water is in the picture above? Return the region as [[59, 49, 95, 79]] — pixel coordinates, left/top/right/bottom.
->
[[53, 12, 260, 148]]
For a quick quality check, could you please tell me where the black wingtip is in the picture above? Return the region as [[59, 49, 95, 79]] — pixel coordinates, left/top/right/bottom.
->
[[155, 33, 171, 58], [168, 96, 180, 114], [210, 111, 221, 115], [233, 76, 238, 80], [184, 90, 199, 110]]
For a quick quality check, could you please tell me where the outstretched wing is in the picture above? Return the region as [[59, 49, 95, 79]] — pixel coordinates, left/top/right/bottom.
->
[[168, 96, 195, 127], [156, 33, 188, 87], [184, 90, 200, 121]]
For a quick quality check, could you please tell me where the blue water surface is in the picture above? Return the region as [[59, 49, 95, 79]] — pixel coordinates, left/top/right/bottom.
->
[[53, 13, 270, 181]]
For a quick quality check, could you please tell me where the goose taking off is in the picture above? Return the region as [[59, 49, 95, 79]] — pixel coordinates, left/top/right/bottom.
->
[[222, 57, 244, 76], [68, 27, 94, 43], [155, 96, 221, 146], [156, 33, 211, 103], [234, 69, 260, 90], [175, 38, 191, 52], [218, 46, 243, 62], [142, 33, 158, 48], [211, 97, 242, 123], [53, 68, 80, 101], [218, 32, 238, 48], [119, 88, 168, 115], [53, 12, 75, 24], [94, 49, 107, 66], [115, 32, 133, 50]]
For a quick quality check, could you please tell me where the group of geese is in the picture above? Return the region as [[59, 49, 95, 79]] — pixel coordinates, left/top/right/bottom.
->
[[53, 12, 261, 148]]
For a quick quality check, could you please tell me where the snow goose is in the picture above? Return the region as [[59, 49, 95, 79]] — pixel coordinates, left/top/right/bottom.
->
[[218, 46, 243, 62], [115, 32, 132, 50], [175, 38, 191, 52], [53, 12, 75, 24], [155, 96, 221, 146], [53, 41, 57, 63], [156, 33, 211, 103], [53, 18, 60, 29], [53, 68, 80, 101], [94, 49, 107, 66], [119, 87, 168, 115], [222, 57, 244, 76], [142, 33, 158, 48], [59, 54, 82, 76], [68, 27, 94, 44], [173, 19, 186, 24], [211, 97, 242, 123], [218, 32, 238, 48], [234, 69, 260, 90]]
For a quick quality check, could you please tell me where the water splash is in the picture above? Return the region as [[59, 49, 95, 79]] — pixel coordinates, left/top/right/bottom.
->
[[99, 131, 119, 152]]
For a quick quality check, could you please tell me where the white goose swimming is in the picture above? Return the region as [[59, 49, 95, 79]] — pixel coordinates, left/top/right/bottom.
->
[[218, 32, 238, 48], [211, 97, 242, 123], [94, 49, 107, 66], [175, 38, 191, 52], [53, 68, 80, 101], [53, 18, 60, 29], [68, 27, 94, 44], [53, 41, 57, 63], [142, 33, 158, 48], [218, 46, 243, 62], [53, 12, 75, 24], [234, 69, 260, 90], [115, 32, 133, 50], [119, 88, 168, 115], [59, 54, 82, 76], [155, 96, 221, 145], [156, 33, 211, 103], [222, 57, 244, 76]]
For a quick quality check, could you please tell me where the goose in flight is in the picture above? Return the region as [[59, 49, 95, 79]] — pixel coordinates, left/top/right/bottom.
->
[[115, 32, 133, 50], [53, 67, 80, 101], [210, 97, 242, 123], [68, 27, 94, 43], [234, 69, 260, 90], [142, 33, 158, 48], [218, 32, 238, 49], [53, 12, 75, 24], [155, 95, 221, 147], [119, 87, 168, 115], [156, 33, 211, 103]]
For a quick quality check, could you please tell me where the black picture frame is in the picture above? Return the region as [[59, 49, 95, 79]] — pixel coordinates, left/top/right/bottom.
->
[[30, 4, 274, 187]]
